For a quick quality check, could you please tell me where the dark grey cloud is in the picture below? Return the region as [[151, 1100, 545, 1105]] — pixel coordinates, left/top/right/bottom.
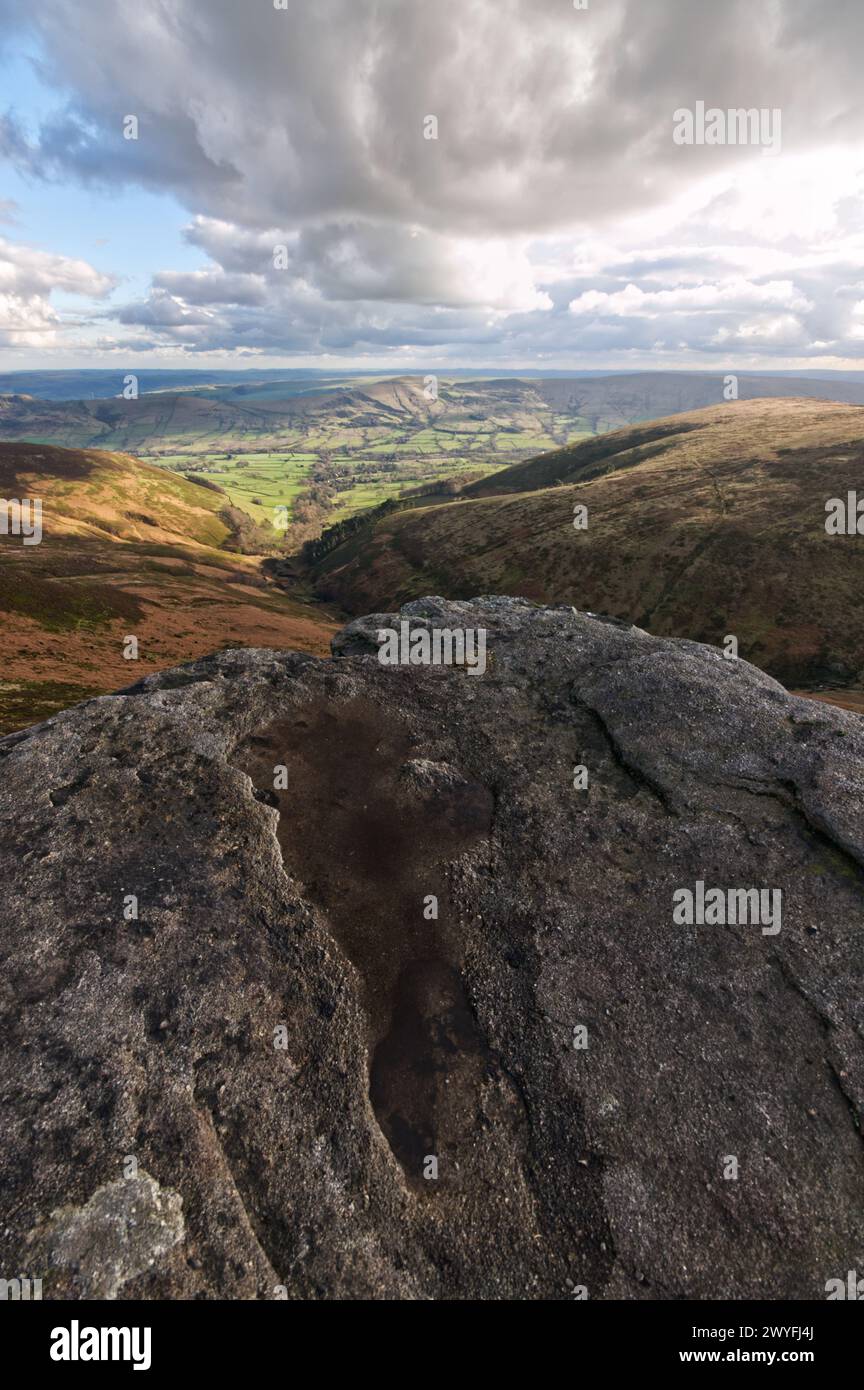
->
[[4, 0, 859, 232]]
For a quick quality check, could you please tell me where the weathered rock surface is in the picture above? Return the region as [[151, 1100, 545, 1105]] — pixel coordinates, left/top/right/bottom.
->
[[0, 595, 862, 1300]]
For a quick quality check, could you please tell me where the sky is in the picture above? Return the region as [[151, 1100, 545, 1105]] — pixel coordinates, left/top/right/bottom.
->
[[1, 0, 864, 371]]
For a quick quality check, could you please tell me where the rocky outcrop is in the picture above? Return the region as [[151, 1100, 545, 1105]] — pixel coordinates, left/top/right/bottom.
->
[[0, 596, 862, 1300]]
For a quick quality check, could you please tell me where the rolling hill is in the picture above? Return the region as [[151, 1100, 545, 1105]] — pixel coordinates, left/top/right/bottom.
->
[[0, 442, 337, 733], [7, 371, 864, 456], [304, 397, 864, 688]]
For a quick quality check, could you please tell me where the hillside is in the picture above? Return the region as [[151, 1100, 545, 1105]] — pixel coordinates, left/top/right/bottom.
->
[[0, 440, 235, 546], [501, 370, 864, 433], [2, 598, 862, 1298], [0, 442, 337, 732], [305, 398, 864, 686]]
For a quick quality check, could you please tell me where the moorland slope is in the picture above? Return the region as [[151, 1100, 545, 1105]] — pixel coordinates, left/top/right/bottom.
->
[[0, 442, 336, 731], [306, 398, 864, 685]]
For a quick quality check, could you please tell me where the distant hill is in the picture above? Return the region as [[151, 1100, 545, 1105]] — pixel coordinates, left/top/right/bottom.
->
[[500, 371, 864, 433], [6, 369, 864, 458], [0, 368, 364, 402], [0, 442, 337, 732], [304, 397, 864, 686]]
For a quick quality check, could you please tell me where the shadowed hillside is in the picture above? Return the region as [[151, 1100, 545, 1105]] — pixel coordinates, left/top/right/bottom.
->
[[0, 442, 337, 732], [304, 398, 864, 686]]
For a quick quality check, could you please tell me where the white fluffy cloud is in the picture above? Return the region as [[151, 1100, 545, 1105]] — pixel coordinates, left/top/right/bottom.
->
[[0, 235, 115, 348]]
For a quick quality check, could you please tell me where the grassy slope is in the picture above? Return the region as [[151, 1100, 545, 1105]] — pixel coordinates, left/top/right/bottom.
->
[[307, 397, 864, 685], [0, 442, 337, 732], [0, 441, 233, 545]]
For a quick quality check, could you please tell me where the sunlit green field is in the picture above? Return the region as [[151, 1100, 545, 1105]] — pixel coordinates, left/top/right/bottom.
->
[[130, 385, 597, 536], [148, 452, 315, 527], [145, 432, 549, 532], [200, 455, 314, 527], [329, 457, 506, 520]]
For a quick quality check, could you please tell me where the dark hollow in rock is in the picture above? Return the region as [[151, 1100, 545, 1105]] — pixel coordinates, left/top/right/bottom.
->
[[0, 596, 862, 1300], [235, 700, 504, 1190]]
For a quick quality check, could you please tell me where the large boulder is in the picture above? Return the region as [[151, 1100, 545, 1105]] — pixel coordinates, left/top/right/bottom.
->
[[0, 596, 862, 1300]]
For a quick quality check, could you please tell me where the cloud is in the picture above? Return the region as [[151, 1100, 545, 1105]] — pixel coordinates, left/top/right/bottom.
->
[[0, 235, 115, 347], [176, 216, 549, 311], [3, 0, 864, 362], [569, 280, 813, 318]]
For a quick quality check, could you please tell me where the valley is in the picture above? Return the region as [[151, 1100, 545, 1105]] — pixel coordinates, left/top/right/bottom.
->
[[5, 384, 864, 735], [8, 370, 864, 547], [0, 375, 584, 538]]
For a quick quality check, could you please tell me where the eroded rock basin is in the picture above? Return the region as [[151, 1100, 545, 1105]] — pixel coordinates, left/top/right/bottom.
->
[[236, 698, 521, 1190]]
